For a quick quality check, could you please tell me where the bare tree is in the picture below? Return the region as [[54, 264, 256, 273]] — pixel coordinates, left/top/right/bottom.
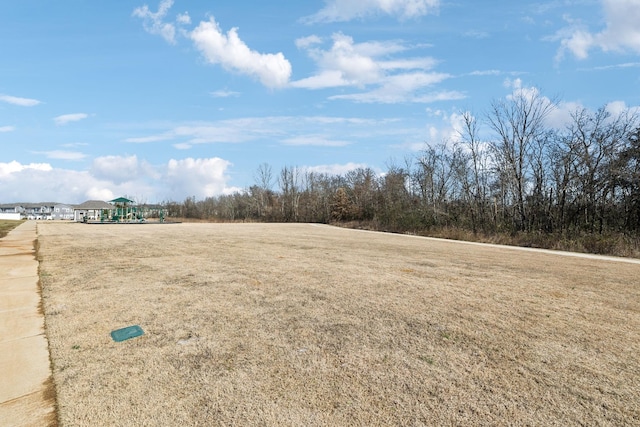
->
[[415, 142, 455, 221], [255, 162, 274, 191], [279, 166, 302, 221], [615, 126, 640, 231], [345, 168, 378, 221], [378, 162, 411, 230], [455, 111, 490, 232], [487, 89, 557, 231], [252, 163, 274, 219], [564, 106, 637, 232]]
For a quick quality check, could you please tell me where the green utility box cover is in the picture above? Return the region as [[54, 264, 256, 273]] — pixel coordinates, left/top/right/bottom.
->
[[110, 325, 144, 342]]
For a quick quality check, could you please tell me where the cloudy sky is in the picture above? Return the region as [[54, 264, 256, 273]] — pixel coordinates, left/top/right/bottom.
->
[[1, 0, 639, 203]]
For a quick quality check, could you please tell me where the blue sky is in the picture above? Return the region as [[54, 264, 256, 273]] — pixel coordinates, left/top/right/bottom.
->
[[1, 0, 639, 203]]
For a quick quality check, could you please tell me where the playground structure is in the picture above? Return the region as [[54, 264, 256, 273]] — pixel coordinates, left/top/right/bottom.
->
[[78, 197, 165, 223], [108, 197, 164, 223], [105, 197, 144, 223]]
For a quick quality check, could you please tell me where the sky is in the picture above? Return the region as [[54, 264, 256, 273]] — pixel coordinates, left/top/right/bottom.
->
[[1, 0, 639, 204]]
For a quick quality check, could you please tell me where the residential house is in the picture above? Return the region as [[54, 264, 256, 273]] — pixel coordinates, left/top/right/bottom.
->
[[52, 204, 74, 220], [0, 202, 56, 219]]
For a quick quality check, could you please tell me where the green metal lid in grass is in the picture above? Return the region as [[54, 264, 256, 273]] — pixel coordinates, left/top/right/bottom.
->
[[110, 325, 144, 342]]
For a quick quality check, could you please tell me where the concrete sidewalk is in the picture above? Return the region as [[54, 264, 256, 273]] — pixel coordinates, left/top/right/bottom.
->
[[0, 221, 57, 427]]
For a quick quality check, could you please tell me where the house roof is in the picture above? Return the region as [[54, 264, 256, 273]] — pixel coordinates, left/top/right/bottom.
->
[[74, 200, 114, 210]]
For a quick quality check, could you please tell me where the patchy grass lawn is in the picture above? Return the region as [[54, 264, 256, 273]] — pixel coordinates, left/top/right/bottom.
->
[[37, 222, 640, 426], [0, 219, 24, 239]]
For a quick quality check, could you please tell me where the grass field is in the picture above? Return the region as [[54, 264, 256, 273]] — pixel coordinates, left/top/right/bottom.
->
[[0, 219, 23, 239], [37, 222, 640, 426]]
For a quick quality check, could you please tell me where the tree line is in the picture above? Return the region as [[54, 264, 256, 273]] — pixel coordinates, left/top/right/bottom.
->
[[163, 91, 640, 251]]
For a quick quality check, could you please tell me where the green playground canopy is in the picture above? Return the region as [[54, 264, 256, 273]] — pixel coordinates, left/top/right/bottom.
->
[[110, 197, 135, 204]]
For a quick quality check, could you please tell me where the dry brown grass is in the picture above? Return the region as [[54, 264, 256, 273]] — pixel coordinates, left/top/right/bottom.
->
[[37, 222, 640, 426], [0, 219, 24, 239]]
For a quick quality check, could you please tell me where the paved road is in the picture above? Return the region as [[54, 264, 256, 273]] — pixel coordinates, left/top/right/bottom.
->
[[0, 221, 57, 427]]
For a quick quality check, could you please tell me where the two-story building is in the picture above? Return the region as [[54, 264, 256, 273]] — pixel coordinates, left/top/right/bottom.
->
[[51, 204, 75, 220], [0, 202, 56, 219]]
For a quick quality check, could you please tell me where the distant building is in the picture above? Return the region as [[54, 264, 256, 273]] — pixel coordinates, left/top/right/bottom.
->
[[0, 202, 56, 219], [1, 198, 164, 222], [73, 200, 115, 222], [0, 204, 20, 214], [52, 204, 74, 220]]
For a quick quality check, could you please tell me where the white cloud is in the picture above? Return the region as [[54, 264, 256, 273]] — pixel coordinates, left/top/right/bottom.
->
[[0, 161, 52, 178], [90, 155, 145, 185], [133, 2, 291, 88], [290, 70, 352, 89], [0, 162, 86, 202], [379, 57, 438, 71], [463, 30, 490, 39], [165, 157, 233, 199], [0, 156, 236, 203], [34, 150, 87, 161], [503, 78, 554, 110], [296, 33, 393, 87], [176, 12, 191, 25], [88, 188, 116, 201], [173, 142, 192, 150], [304, 162, 369, 176], [292, 33, 453, 103], [557, 28, 594, 60], [590, 62, 640, 71], [503, 77, 520, 90], [500, 80, 594, 132], [169, 123, 264, 144], [544, 100, 640, 131], [330, 73, 462, 104], [603, 100, 624, 116], [0, 126, 16, 132], [303, 0, 440, 23], [190, 18, 292, 89], [557, 0, 640, 60], [125, 134, 174, 143], [596, 0, 640, 53], [54, 113, 89, 126], [469, 69, 501, 76], [133, 0, 177, 44], [295, 35, 322, 49], [61, 142, 89, 147], [282, 135, 350, 146], [125, 118, 287, 146], [0, 94, 41, 107], [124, 116, 419, 154], [545, 101, 584, 129], [210, 90, 240, 98], [417, 110, 477, 147]]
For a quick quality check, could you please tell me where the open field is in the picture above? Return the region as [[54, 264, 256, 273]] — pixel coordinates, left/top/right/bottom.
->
[[37, 222, 640, 426]]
